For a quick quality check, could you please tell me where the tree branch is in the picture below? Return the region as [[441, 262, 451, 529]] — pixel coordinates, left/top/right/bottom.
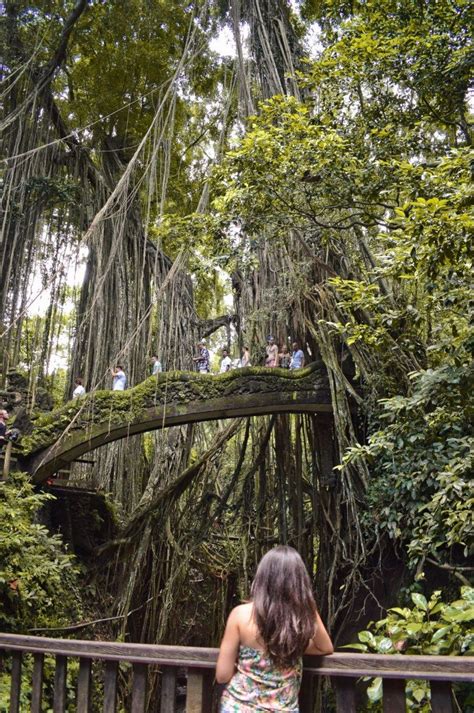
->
[[44, 0, 89, 79], [28, 597, 153, 634], [3, 1, 89, 131], [197, 314, 239, 339], [425, 557, 473, 584]]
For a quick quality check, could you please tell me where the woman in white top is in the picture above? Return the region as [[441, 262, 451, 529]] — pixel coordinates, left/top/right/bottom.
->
[[111, 365, 127, 390], [72, 378, 86, 398]]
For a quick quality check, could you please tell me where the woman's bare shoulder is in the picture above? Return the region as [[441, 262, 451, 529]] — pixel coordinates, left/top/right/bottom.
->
[[232, 602, 253, 619], [227, 602, 254, 628]]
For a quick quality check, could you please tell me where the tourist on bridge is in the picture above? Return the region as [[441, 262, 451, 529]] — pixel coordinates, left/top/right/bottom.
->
[[220, 349, 232, 373], [72, 378, 86, 398], [278, 343, 291, 369], [216, 545, 333, 711], [0, 410, 17, 449], [151, 355, 163, 375], [193, 339, 210, 373], [111, 365, 127, 390], [265, 335, 279, 367], [239, 346, 251, 368], [290, 342, 305, 370], [0, 410, 9, 449]]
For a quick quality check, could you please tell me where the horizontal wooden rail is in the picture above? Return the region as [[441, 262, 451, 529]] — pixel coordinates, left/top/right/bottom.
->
[[1, 633, 473, 712], [1, 634, 472, 681]]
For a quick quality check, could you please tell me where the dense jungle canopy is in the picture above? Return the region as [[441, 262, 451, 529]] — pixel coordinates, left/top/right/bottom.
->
[[1, 0, 473, 709]]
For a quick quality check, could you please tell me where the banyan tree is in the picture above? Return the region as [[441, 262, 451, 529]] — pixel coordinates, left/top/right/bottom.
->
[[1, 1, 472, 695]]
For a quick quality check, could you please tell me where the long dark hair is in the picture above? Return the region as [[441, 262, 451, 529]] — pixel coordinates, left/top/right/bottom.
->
[[251, 546, 317, 668]]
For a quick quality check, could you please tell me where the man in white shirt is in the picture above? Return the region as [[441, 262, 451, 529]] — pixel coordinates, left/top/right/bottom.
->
[[111, 365, 127, 390], [290, 342, 305, 370], [220, 349, 232, 373], [151, 355, 163, 375], [72, 378, 86, 398]]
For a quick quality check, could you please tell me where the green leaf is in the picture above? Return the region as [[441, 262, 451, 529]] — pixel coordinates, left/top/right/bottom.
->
[[367, 677, 383, 703], [340, 642, 368, 651], [358, 631, 376, 647], [406, 623, 423, 635], [378, 637, 394, 653], [411, 593, 428, 611], [412, 686, 426, 703], [431, 626, 451, 642]]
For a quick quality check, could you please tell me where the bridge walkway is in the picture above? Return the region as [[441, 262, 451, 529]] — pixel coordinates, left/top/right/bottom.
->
[[16, 362, 334, 483]]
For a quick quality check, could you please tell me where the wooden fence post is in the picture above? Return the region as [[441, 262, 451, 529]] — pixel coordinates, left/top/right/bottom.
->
[[103, 660, 119, 713], [160, 667, 177, 713], [430, 681, 453, 713], [77, 657, 92, 712], [383, 679, 406, 712], [53, 655, 68, 713], [333, 678, 356, 713], [186, 669, 213, 713], [9, 651, 22, 713], [31, 653, 45, 713]]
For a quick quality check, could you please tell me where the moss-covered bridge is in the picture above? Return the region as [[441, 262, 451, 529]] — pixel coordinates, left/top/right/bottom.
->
[[18, 363, 332, 483]]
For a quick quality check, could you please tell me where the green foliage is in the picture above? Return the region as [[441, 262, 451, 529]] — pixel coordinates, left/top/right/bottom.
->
[[345, 362, 473, 572], [209, 0, 473, 596], [329, 149, 473, 374], [151, 214, 227, 318], [0, 472, 82, 632], [25, 177, 81, 209], [347, 587, 474, 710], [351, 587, 474, 656]]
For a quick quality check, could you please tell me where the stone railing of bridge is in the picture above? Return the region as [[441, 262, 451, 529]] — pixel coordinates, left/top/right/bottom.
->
[[1, 633, 472, 712], [16, 363, 333, 483]]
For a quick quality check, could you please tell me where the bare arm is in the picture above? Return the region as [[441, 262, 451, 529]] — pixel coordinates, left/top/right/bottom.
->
[[305, 612, 334, 655], [216, 608, 241, 683]]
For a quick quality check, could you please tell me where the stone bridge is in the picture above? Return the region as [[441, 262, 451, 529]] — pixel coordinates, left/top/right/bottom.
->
[[17, 363, 332, 483]]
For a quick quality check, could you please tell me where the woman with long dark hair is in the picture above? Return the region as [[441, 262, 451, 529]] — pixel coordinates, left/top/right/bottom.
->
[[216, 546, 333, 711]]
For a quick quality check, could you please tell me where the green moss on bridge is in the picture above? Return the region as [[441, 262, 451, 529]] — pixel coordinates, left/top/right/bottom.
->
[[20, 363, 329, 456]]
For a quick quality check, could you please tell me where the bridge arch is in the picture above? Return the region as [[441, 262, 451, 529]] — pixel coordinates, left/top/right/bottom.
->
[[18, 363, 332, 483]]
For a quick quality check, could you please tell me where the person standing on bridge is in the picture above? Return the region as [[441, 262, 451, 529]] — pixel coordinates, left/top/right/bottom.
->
[[0, 410, 9, 449], [193, 339, 210, 373], [278, 343, 291, 369], [111, 365, 127, 390], [0, 409, 17, 450], [216, 545, 333, 711], [72, 378, 86, 398], [151, 355, 163, 375], [239, 346, 251, 368], [265, 336, 279, 367], [290, 342, 305, 370], [220, 349, 232, 373]]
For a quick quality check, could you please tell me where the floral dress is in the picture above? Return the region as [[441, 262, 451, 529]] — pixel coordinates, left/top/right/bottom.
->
[[265, 344, 278, 368], [220, 646, 301, 712]]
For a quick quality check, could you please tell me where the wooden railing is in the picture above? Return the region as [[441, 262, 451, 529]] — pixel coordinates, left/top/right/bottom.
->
[[0, 634, 472, 712]]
